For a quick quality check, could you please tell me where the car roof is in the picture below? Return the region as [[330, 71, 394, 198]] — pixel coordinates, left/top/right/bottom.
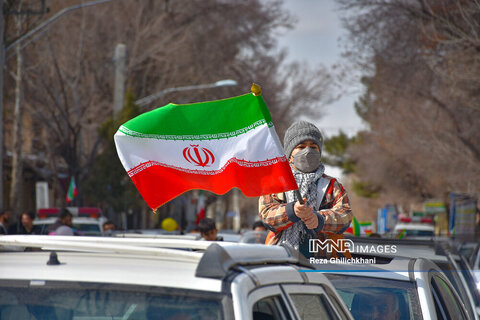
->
[[0, 250, 221, 291], [320, 256, 444, 282], [394, 223, 435, 231], [317, 256, 414, 281], [34, 217, 104, 224], [0, 235, 318, 293]]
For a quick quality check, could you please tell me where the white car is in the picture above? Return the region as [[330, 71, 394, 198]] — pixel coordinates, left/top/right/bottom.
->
[[344, 236, 479, 319], [325, 256, 473, 319], [0, 235, 353, 319], [34, 207, 107, 235], [393, 223, 435, 238]]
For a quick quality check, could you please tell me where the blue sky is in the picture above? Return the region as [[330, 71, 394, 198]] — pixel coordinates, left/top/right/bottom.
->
[[278, 0, 365, 138]]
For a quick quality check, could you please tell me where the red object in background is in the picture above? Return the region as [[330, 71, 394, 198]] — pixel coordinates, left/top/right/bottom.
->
[[37, 208, 60, 218], [420, 217, 433, 224], [195, 192, 206, 225], [37, 207, 101, 219], [195, 208, 205, 225]]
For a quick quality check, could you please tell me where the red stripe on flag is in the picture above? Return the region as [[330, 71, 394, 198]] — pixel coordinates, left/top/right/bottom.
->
[[130, 161, 298, 210]]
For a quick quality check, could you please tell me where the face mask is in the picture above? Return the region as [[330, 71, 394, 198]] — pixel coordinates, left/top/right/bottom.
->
[[292, 147, 321, 173]]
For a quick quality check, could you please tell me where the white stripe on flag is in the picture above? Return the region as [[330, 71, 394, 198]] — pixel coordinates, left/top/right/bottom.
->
[[115, 123, 285, 172]]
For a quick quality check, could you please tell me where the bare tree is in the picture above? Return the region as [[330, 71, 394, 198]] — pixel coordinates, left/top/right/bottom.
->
[[8, 0, 334, 212], [338, 0, 480, 211]]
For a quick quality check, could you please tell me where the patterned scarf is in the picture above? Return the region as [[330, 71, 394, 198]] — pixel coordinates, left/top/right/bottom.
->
[[280, 164, 325, 250]]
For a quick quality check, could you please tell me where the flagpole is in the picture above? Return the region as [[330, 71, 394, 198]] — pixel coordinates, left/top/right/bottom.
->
[[295, 190, 305, 204], [250, 83, 305, 206]]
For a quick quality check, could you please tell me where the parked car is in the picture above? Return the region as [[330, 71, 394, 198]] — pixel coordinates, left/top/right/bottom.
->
[[345, 236, 479, 319], [323, 255, 472, 319], [0, 235, 353, 319], [393, 223, 435, 238]]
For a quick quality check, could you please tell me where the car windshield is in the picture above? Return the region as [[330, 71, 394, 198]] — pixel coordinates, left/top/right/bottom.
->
[[404, 230, 434, 237], [0, 280, 223, 320], [326, 274, 421, 320], [73, 223, 100, 233]]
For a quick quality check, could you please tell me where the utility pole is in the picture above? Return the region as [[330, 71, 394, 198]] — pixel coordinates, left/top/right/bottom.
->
[[232, 188, 241, 232], [113, 43, 127, 226], [113, 43, 127, 117], [0, 0, 117, 210], [8, 2, 48, 214], [10, 18, 25, 214]]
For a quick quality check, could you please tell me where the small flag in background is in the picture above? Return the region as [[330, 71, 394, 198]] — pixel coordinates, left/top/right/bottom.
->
[[66, 177, 78, 203], [114, 86, 298, 211], [346, 216, 361, 236], [351, 216, 361, 236], [396, 229, 406, 239]]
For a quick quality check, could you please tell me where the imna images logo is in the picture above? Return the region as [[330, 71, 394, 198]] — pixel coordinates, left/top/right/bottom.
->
[[309, 239, 354, 254], [309, 239, 397, 254]]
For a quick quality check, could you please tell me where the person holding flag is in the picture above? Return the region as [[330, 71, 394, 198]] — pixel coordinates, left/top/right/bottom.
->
[[259, 121, 353, 258]]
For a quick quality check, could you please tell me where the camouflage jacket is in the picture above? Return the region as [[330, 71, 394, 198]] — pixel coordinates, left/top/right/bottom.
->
[[259, 174, 353, 248]]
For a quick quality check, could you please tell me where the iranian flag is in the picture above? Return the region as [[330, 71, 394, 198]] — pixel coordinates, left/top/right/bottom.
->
[[66, 177, 78, 203], [114, 89, 297, 211]]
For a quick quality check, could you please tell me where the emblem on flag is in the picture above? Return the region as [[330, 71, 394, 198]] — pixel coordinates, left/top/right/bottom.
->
[[183, 145, 215, 167]]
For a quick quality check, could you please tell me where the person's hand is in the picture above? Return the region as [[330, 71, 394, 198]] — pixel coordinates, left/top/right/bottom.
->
[[294, 199, 319, 229], [294, 198, 313, 220], [302, 213, 318, 229]]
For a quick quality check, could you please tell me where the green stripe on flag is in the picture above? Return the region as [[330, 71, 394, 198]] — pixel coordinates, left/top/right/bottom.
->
[[352, 216, 360, 236], [120, 93, 272, 138]]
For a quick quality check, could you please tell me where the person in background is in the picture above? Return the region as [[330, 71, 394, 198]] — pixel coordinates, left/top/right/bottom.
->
[[197, 218, 223, 241], [53, 225, 74, 236], [8, 211, 41, 235], [249, 220, 268, 244], [103, 220, 116, 232], [46, 208, 77, 235], [373, 294, 401, 320], [259, 121, 352, 258], [0, 208, 11, 234], [252, 220, 268, 232]]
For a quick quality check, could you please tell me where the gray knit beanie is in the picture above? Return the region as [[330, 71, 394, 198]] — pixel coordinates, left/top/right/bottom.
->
[[283, 121, 323, 158]]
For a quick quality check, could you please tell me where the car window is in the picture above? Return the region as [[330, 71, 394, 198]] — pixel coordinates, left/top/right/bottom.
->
[[456, 256, 480, 304], [326, 274, 421, 320], [405, 230, 434, 237], [73, 223, 101, 232], [431, 275, 468, 320], [252, 295, 289, 320], [33, 223, 51, 235], [289, 294, 339, 320], [0, 281, 223, 320], [282, 284, 346, 320], [434, 261, 474, 319], [323, 285, 351, 320]]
